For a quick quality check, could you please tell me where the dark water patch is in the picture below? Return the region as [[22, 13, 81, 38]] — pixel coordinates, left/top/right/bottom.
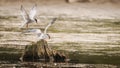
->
[[0, 47, 120, 65], [0, 63, 119, 68], [68, 51, 120, 65], [103, 22, 120, 27], [98, 47, 120, 52], [0, 47, 22, 52], [0, 47, 23, 63], [0, 44, 26, 49], [0, 47, 22, 63], [0, 16, 17, 20], [113, 21, 120, 25], [0, 53, 22, 63], [0, 34, 3, 38]]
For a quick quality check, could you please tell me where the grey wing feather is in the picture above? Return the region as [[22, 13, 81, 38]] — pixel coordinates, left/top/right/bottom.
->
[[23, 29, 42, 34], [29, 4, 37, 19], [21, 5, 29, 21], [44, 18, 57, 34]]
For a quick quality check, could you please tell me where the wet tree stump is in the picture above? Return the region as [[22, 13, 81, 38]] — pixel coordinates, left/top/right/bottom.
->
[[20, 40, 67, 63]]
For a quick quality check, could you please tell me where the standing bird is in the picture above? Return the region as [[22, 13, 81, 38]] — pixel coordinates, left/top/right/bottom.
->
[[20, 4, 37, 28], [24, 18, 57, 40]]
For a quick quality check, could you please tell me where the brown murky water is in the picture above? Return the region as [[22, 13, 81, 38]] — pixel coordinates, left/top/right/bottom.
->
[[0, 1, 120, 68]]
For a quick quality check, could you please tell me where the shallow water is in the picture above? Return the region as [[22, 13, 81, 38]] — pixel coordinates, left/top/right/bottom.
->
[[0, 51, 120, 65], [0, 3, 120, 67]]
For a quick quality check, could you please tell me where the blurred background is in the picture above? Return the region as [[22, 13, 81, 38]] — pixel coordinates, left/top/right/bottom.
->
[[0, 0, 120, 67], [0, 0, 120, 5], [0, 0, 120, 3]]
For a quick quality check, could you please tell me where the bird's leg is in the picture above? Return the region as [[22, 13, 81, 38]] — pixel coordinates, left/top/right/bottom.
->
[[26, 23, 28, 28]]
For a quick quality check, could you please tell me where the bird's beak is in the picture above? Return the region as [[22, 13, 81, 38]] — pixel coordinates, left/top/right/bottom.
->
[[35, 18, 37, 24], [47, 34, 50, 39]]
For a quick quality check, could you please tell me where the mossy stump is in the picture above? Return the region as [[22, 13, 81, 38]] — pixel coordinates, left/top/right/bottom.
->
[[20, 40, 67, 63]]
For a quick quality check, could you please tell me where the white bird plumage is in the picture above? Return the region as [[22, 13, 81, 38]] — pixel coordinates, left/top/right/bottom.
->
[[24, 18, 57, 40], [20, 4, 37, 28], [23, 29, 42, 34]]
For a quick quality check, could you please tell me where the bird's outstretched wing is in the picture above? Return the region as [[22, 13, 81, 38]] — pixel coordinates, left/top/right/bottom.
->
[[21, 5, 29, 21], [44, 18, 57, 34], [29, 4, 37, 19], [23, 28, 42, 34]]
